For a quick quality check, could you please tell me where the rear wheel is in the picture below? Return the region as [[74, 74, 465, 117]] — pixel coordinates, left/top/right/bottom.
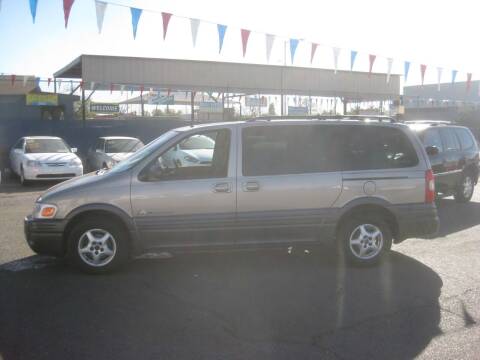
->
[[338, 216, 392, 266], [454, 172, 475, 203], [67, 217, 130, 273]]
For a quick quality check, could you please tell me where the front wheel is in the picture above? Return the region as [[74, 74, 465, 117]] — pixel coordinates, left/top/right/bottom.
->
[[338, 217, 392, 266], [454, 173, 475, 203], [20, 167, 29, 186], [67, 217, 130, 273]]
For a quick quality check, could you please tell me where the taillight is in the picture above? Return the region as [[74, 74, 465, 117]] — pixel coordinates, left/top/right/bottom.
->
[[425, 169, 435, 203]]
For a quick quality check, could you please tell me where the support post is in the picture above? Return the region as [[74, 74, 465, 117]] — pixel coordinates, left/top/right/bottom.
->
[[343, 97, 347, 115], [81, 85, 86, 128], [140, 92, 144, 117], [190, 91, 195, 123], [281, 93, 284, 116], [54, 78, 57, 94], [222, 93, 225, 121]]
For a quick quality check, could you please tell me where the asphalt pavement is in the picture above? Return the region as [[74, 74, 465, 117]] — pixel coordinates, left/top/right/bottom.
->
[[0, 180, 479, 360]]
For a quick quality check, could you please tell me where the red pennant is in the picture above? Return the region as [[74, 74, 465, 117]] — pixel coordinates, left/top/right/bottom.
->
[[47, 78, 52, 87], [79, 81, 84, 90], [11, 74, 16, 87], [110, 83, 114, 94], [311, 43, 318, 63], [420, 64, 427, 85], [467, 73, 473, 92], [63, 0, 75, 28], [241, 29, 251, 57], [162, 12, 172, 40], [368, 54, 376, 77]]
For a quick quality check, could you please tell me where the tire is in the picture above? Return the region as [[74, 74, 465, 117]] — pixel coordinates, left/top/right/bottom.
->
[[67, 216, 130, 273], [338, 216, 392, 266], [454, 172, 475, 203], [20, 167, 29, 186]]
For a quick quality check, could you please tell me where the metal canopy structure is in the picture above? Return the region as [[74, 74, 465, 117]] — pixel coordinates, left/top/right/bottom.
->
[[54, 55, 400, 101]]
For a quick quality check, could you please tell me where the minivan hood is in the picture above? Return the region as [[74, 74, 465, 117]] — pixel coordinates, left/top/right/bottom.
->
[[24, 152, 78, 163], [107, 152, 133, 162]]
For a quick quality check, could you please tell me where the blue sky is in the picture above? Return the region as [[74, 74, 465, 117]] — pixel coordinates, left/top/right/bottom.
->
[[0, 0, 479, 87]]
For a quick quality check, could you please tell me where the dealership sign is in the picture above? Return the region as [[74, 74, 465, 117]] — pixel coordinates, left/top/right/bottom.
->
[[245, 96, 267, 107], [90, 103, 120, 113], [26, 93, 59, 106], [148, 94, 174, 105]]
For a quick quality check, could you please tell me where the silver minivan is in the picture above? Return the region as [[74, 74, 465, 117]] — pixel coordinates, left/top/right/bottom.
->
[[24, 118, 439, 273]]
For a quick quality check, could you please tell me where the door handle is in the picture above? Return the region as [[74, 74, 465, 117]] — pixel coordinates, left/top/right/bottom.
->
[[243, 181, 260, 192], [213, 182, 231, 193]]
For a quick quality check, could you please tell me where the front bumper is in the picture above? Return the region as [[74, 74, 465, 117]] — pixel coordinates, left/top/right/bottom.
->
[[23, 165, 83, 181], [390, 203, 440, 242], [24, 215, 66, 256]]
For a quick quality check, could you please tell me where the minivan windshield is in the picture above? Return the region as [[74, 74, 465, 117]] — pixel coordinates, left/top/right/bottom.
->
[[108, 130, 179, 174]]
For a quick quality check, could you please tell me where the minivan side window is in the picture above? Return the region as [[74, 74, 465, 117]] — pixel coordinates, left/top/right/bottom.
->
[[140, 129, 230, 181], [440, 128, 460, 151], [242, 125, 343, 176], [454, 128, 475, 150], [421, 128, 444, 153], [342, 126, 419, 171]]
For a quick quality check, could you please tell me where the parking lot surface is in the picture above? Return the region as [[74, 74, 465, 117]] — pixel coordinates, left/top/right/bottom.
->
[[0, 180, 479, 360]]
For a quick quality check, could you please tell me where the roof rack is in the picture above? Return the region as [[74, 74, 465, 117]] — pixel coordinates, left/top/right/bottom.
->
[[404, 120, 452, 125], [248, 115, 397, 123]]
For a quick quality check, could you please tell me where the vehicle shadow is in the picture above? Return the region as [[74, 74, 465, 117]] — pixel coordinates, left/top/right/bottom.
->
[[0, 249, 442, 360], [435, 197, 480, 237]]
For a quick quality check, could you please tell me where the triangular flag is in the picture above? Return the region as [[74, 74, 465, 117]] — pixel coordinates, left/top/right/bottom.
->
[[332, 47, 340, 74], [420, 64, 427, 85], [368, 54, 376, 77], [110, 83, 114, 94], [240, 29, 251, 57], [290, 39, 299, 64], [63, 0, 75, 29], [217, 24, 227, 53], [437, 67, 443, 91], [386, 58, 393, 83], [190, 18, 200, 47], [90, 81, 95, 91], [311, 43, 318, 64], [350, 50, 357, 71], [57, 79, 62, 90], [120, 85, 125, 95], [451, 70, 458, 85], [11, 75, 16, 87], [467, 73, 473, 92], [404, 61, 411, 83], [95, 1, 107, 34], [47, 78, 51, 87], [23, 75, 29, 87], [130, 7, 142, 39], [162, 12, 172, 40], [29, 0, 38, 24], [265, 34, 275, 63]]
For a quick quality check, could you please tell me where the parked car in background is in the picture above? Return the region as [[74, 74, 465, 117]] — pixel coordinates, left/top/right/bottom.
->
[[407, 120, 479, 202], [161, 133, 215, 168], [87, 136, 144, 170], [9, 136, 83, 185], [25, 117, 439, 273]]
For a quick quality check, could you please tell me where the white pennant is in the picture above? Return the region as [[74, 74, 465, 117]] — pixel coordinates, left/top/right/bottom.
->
[[95, 1, 107, 34], [121, 85, 125, 95], [437, 67, 443, 91], [90, 81, 95, 91], [266, 34, 275, 63], [190, 18, 200, 47], [23, 76, 29, 87], [332, 47, 341, 74], [386, 58, 393, 83]]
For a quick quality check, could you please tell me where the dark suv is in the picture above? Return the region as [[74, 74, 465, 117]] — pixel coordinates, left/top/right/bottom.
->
[[407, 121, 479, 202]]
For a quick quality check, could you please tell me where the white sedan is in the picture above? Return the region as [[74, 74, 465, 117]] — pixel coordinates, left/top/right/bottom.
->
[[9, 136, 83, 185], [86, 136, 144, 170]]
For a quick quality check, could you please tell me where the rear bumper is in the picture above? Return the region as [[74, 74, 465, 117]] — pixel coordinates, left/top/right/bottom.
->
[[24, 215, 66, 256], [390, 203, 439, 242]]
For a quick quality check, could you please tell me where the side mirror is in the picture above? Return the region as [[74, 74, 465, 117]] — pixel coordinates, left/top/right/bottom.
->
[[71, 147, 78, 153], [426, 145, 439, 156]]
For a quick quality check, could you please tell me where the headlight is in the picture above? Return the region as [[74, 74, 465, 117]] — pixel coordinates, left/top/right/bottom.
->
[[26, 160, 41, 167], [184, 155, 199, 163], [68, 158, 82, 166], [33, 203, 58, 219]]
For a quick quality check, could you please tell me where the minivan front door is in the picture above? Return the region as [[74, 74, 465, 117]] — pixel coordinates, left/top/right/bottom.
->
[[131, 128, 236, 249], [236, 124, 343, 245]]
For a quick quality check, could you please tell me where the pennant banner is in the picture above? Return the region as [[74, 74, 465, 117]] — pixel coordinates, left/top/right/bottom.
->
[[29, 0, 38, 23], [404, 61, 411, 83], [162, 12, 172, 40], [190, 18, 200, 47], [420, 64, 427, 85], [386, 58, 393, 83], [332, 47, 340, 74], [451, 70, 458, 85], [467, 73, 472, 92], [437, 67, 443, 91], [130, 7, 142, 39], [290, 39, 299, 64], [241, 29, 250, 57], [265, 34, 275, 62], [368, 54, 376, 77], [350, 50, 357, 71], [95, 1, 107, 34], [311, 43, 318, 64], [217, 24, 227, 53], [63, 0, 75, 28]]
